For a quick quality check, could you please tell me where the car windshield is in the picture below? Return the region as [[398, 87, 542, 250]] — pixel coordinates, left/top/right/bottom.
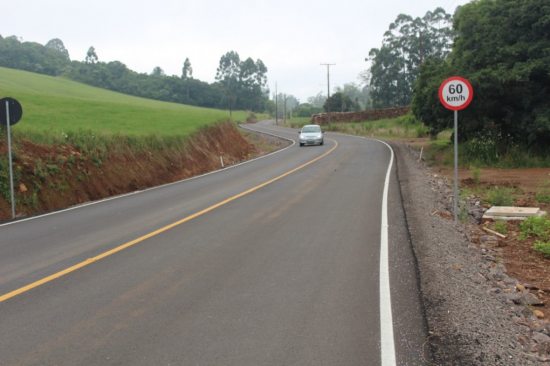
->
[[302, 126, 321, 133]]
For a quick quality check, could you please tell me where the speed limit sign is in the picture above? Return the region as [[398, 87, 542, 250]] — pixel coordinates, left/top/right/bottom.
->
[[438, 76, 474, 222], [439, 76, 473, 111]]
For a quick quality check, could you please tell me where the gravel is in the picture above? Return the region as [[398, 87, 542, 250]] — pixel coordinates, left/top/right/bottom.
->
[[391, 143, 550, 365]]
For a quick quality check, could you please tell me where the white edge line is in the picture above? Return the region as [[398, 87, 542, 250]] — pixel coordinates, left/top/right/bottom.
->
[[0, 123, 295, 228], [377, 138, 397, 366]]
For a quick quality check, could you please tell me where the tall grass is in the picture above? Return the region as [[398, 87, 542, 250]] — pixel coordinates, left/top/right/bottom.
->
[[428, 129, 550, 168]]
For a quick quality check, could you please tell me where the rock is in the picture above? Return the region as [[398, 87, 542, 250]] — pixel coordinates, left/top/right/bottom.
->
[[507, 292, 522, 304], [522, 292, 545, 306], [483, 254, 496, 262], [516, 284, 526, 292], [533, 310, 545, 319], [19, 183, 27, 193], [532, 332, 550, 355], [490, 268, 506, 281], [480, 235, 498, 244]]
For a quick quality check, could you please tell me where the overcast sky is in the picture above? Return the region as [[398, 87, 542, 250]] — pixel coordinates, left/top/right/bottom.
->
[[3, 0, 469, 102]]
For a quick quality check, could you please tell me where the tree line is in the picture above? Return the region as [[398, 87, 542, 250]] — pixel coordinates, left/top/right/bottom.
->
[[0, 35, 269, 112], [366, 0, 549, 153]]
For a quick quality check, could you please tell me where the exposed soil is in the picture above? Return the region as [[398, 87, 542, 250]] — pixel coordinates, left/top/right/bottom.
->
[[0, 122, 288, 221], [394, 142, 550, 365], [456, 169, 550, 321]]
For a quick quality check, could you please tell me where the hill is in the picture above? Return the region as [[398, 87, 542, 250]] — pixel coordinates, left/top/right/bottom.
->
[[0, 66, 250, 138]]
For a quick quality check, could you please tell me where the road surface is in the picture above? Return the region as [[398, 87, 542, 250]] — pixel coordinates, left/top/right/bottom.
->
[[0, 121, 427, 365]]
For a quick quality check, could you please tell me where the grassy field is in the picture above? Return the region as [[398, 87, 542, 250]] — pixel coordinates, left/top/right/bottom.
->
[[0, 67, 252, 139]]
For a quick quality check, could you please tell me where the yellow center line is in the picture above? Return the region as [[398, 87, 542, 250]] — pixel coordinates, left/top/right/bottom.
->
[[0, 140, 338, 303]]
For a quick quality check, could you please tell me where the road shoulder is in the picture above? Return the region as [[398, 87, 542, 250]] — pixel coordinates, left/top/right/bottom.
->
[[391, 142, 549, 365]]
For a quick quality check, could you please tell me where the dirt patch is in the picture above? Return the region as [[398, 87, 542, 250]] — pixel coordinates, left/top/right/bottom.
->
[[493, 222, 550, 318], [0, 122, 287, 221], [442, 167, 550, 193], [393, 142, 550, 365]]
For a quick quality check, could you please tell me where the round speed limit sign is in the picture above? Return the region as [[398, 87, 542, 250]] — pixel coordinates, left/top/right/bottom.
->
[[439, 76, 473, 111]]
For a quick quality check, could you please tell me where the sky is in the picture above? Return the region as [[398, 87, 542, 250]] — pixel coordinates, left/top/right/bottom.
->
[[2, 0, 470, 103]]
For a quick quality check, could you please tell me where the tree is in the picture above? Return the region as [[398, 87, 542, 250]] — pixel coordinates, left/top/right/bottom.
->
[[323, 92, 358, 113], [151, 66, 165, 77], [307, 92, 327, 108], [335, 83, 368, 110], [182, 57, 192, 79], [294, 103, 323, 117], [45, 38, 70, 60], [85, 46, 98, 64], [215, 51, 241, 115], [215, 51, 269, 113], [367, 8, 453, 107], [414, 0, 550, 151]]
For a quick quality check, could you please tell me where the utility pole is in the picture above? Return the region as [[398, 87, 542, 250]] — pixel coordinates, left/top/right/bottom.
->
[[275, 83, 278, 126], [321, 63, 335, 126], [283, 93, 287, 125]]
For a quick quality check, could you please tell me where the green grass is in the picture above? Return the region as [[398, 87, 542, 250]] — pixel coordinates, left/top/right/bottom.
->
[[288, 114, 429, 138], [0, 66, 251, 139], [519, 216, 550, 257]]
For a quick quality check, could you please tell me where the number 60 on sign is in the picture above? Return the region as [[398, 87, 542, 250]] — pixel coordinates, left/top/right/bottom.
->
[[438, 76, 473, 111]]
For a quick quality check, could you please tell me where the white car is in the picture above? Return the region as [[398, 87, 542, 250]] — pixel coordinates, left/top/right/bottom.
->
[[299, 124, 324, 146]]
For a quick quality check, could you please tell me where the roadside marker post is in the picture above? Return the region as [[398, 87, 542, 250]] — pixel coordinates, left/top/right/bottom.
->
[[438, 77, 474, 222], [0, 97, 23, 219]]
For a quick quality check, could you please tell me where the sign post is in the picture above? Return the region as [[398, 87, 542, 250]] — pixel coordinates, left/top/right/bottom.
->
[[0, 97, 23, 219], [438, 77, 473, 222]]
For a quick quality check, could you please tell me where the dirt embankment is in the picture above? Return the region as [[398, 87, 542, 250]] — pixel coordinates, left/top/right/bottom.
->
[[0, 122, 280, 221]]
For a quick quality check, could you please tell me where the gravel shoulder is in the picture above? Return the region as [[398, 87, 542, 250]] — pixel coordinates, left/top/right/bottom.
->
[[391, 143, 550, 365]]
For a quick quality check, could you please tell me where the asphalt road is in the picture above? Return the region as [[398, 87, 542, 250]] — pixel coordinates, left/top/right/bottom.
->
[[0, 121, 427, 365]]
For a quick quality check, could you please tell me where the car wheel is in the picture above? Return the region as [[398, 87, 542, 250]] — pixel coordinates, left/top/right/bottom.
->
[[299, 143, 304, 147], [320, 140, 324, 146]]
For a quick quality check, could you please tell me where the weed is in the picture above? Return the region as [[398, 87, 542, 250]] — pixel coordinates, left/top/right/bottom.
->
[[494, 220, 508, 235], [486, 186, 515, 206], [20, 190, 39, 209], [519, 216, 550, 241], [535, 181, 550, 204], [46, 164, 60, 174], [462, 136, 499, 166], [458, 202, 469, 222], [533, 241, 550, 257], [471, 166, 481, 184]]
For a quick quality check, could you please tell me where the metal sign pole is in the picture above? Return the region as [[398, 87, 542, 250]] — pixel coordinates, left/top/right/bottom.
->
[[5, 100, 15, 219], [453, 110, 459, 222]]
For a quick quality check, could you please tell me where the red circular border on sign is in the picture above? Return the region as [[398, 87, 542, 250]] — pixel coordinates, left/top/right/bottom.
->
[[438, 76, 474, 111]]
